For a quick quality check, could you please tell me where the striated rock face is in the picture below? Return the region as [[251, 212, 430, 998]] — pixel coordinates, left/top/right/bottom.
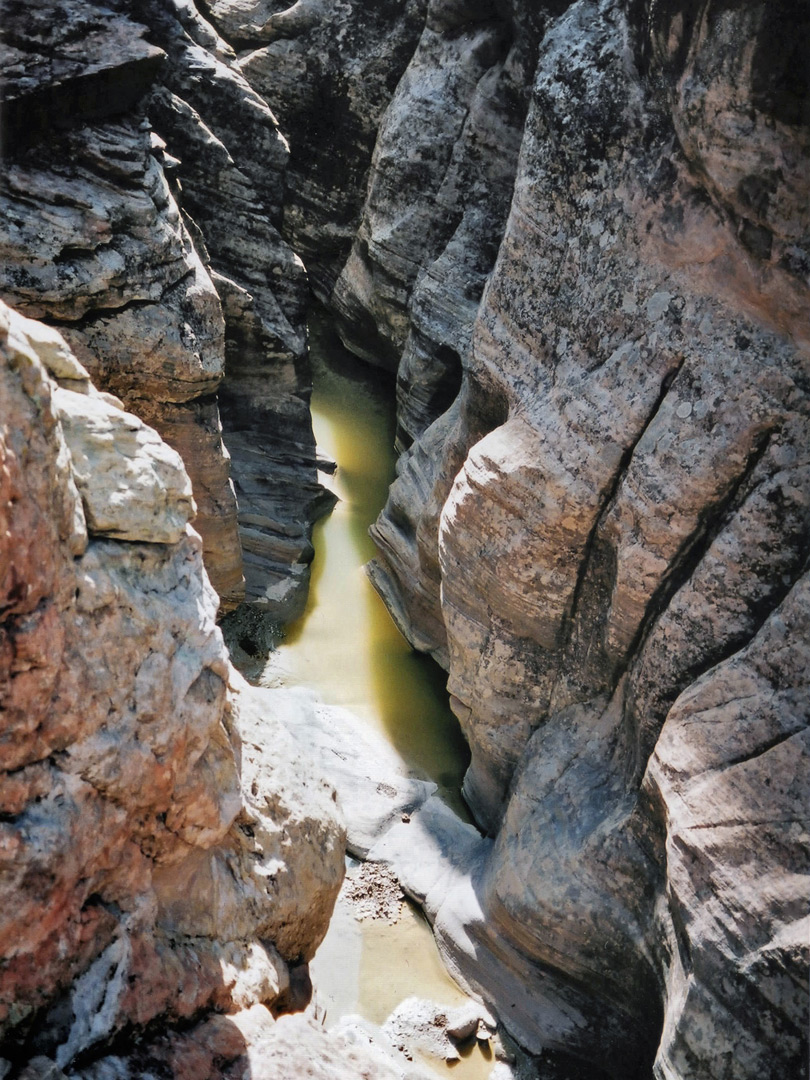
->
[[210, 0, 428, 304], [2, 0, 807, 1076], [0, 301, 345, 1070], [0, 0, 337, 620], [0, 0, 244, 610], [328, 0, 809, 1076]]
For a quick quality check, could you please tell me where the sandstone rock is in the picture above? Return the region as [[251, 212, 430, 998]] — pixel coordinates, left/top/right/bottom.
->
[[367, 796, 489, 919], [3, 1, 808, 1078], [54, 385, 195, 545], [0, 0, 165, 153], [71, 1006, 440, 1080], [644, 570, 810, 1080], [0, 302, 344, 1068], [264, 689, 437, 858], [332, 12, 519, 371], [335, 0, 809, 1075], [381, 997, 496, 1062], [0, 0, 342, 618], [328, 1014, 444, 1080], [153, 674, 346, 964], [142, 2, 335, 616]]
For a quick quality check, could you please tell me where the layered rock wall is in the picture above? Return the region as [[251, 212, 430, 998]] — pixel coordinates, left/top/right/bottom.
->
[[1, 0, 807, 1077], [209, 0, 428, 302], [0, 300, 345, 1071], [283, 0, 809, 1076], [0, 0, 336, 619]]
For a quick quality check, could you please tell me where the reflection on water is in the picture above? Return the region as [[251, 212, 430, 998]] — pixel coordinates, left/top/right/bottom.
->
[[268, 313, 470, 812]]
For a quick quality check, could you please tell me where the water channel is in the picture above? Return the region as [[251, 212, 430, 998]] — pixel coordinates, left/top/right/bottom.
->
[[255, 314, 493, 1078]]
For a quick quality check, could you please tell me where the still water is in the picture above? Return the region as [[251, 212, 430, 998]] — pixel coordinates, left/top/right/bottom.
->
[[270, 314, 470, 810], [267, 315, 492, 1078]]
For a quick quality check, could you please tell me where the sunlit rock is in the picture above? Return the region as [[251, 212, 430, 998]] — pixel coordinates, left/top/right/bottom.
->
[[0, 300, 345, 1070]]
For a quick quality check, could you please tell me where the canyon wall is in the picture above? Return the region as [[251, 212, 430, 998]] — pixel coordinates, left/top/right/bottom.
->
[[0, 300, 345, 1073], [239, 0, 808, 1076], [1, 0, 807, 1078], [0, 0, 336, 620]]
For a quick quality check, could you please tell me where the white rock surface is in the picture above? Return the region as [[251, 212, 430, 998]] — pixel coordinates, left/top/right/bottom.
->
[[54, 385, 195, 545], [269, 690, 438, 858]]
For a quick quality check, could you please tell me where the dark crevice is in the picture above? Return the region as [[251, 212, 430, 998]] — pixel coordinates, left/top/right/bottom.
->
[[621, 426, 776, 687], [557, 355, 686, 665]]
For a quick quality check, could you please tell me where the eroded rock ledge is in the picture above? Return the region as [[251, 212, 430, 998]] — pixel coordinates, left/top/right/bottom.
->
[[0, 0, 337, 620], [0, 300, 348, 1073], [229, 0, 809, 1076]]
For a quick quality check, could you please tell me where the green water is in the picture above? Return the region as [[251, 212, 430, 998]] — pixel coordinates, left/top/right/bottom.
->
[[280, 316, 491, 1079], [269, 314, 471, 810]]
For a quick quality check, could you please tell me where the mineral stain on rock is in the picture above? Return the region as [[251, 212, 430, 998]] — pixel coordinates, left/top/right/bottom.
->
[[0, 0, 807, 1078]]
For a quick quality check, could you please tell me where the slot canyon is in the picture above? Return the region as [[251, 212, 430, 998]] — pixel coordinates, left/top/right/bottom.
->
[[0, 1, 807, 1078]]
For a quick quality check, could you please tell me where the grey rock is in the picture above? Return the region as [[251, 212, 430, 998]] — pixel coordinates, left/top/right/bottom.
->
[[229, 0, 427, 301], [333, 0, 810, 1075]]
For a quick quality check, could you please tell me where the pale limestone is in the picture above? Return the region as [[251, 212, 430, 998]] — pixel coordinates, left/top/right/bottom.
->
[[54, 386, 195, 546], [0, 301, 344, 1068]]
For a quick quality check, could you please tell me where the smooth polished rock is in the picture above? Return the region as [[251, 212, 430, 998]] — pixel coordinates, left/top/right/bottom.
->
[[262, 689, 437, 859], [341, 0, 809, 1075]]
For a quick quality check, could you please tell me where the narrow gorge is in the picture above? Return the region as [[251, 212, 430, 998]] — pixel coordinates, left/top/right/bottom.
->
[[0, 1, 807, 1079]]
